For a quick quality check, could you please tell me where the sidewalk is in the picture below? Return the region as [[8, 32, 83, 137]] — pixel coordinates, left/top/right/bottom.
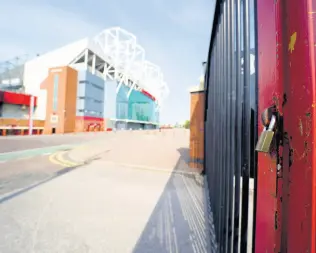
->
[[66, 129, 191, 169], [0, 129, 214, 253]]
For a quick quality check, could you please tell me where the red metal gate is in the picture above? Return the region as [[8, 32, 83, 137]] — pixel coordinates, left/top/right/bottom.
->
[[204, 0, 316, 251], [256, 0, 316, 252]]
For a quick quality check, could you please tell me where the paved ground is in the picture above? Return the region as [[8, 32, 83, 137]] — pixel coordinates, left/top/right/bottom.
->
[[0, 129, 214, 253]]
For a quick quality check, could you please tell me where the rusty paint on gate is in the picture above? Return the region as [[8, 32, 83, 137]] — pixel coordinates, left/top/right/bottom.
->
[[256, 0, 284, 251], [257, 0, 316, 251]]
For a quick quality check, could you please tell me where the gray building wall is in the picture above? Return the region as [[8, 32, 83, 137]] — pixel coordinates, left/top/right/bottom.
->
[[76, 71, 104, 118], [104, 80, 117, 119]]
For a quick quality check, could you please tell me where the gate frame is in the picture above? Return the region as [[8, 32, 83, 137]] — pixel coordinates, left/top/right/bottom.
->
[[256, 0, 316, 252]]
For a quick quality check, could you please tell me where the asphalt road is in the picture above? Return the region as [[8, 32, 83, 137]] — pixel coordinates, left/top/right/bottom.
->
[[0, 154, 63, 201], [0, 132, 108, 153]]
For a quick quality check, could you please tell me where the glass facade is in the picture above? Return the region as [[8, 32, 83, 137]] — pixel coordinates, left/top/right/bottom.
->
[[116, 85, 157, 123], [75, 70, 158, 124]]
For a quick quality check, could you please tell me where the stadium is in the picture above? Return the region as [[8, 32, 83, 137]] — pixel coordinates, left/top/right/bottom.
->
[[0, 27, 169, 135]]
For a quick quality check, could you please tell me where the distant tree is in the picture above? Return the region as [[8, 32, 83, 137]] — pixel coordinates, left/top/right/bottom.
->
[[184, 120, 190, 129]]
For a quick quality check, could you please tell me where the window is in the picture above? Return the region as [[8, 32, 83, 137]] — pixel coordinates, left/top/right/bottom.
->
[[53, 74, 59, 111], [79, 80, 89, 84], [91, 83, 104, 91]]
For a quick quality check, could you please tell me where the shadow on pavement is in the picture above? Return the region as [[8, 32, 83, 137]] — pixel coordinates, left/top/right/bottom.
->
[[132, 147, 217, 253]]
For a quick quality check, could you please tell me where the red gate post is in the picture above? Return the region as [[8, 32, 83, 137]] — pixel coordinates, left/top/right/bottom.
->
[[279, 0, 316, 252], [256, 0, 316, 252], [256, 0, 284, 251]]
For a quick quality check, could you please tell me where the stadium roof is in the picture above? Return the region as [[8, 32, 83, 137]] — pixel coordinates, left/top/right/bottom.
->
[[23, 27, 169, 105]]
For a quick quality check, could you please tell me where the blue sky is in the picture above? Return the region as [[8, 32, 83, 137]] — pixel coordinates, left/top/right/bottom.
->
[[0, 0, 215, 124]]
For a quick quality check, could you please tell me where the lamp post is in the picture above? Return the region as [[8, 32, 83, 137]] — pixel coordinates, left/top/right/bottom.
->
[[28, 95, 34, 135]]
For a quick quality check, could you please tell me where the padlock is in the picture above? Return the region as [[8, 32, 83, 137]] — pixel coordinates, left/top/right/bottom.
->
[[255, 115, 276, 153]]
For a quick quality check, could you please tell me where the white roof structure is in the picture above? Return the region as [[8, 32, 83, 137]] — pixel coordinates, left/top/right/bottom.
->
[[23, 27, 169, 106]]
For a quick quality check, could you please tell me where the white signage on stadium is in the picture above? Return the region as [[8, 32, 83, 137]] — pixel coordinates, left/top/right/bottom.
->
[[50, 115, 58, 123]]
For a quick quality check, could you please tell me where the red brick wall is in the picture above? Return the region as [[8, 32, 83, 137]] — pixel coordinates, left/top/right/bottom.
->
[[64, 67, 78, 133], [42, 66, 78, 134], [75, 117, 104, 132], [189, 91, 205, 172]]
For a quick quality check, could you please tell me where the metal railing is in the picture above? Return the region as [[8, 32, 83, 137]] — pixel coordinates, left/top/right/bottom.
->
[[204, 0, 258, 252]]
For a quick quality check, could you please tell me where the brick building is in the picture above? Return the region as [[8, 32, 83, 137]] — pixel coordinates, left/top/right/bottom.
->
[[189, 77, 205, 172]]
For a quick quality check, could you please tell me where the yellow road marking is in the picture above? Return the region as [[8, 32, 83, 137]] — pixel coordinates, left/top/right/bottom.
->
[[49, 152, 64, 166], [49, 151, 81, 167], [56, 151, 80, 167]]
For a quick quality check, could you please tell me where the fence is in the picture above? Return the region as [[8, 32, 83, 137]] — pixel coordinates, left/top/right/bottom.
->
[[204, 0, 257, 252], [205, 0, 316, 252]]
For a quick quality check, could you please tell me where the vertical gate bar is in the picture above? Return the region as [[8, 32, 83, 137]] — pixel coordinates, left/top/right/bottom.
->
[[221, 8, 226, 246], [213, 21, 217, 239], [222, 0, 228, 250], [224, 0, 231, 250], [251, 0, 259, 250], [216, 7, 221, 242], [213, 30, 219, 209], [210, 40, 214, 206], [215, 21, 221, 238], [210, 36, 216, 208], [207, 46, 211, 201], [217, 10, 223, 244], [217, 10, 222, 244], [214, 16, 220, 240], [233, 0, 242, 251], [228, 0, 236, 251], [214, 36, 217, 206], [225, 9, 229, 248], [220, 2, 227, 249], [214, 31, 218, 239], [241, 0, 251, 251]]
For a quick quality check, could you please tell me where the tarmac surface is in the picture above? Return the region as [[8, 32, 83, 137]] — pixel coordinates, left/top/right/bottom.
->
[[0, 132, 106, 153], [0, 129, 214, 253]]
